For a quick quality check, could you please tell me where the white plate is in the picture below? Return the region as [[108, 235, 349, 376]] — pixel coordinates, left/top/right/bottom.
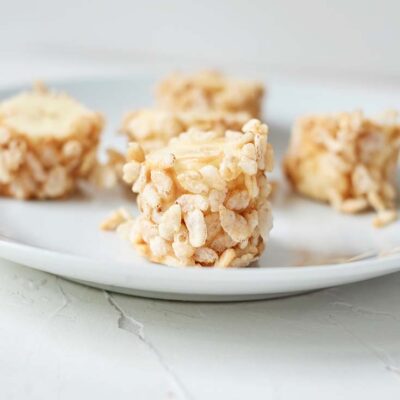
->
[[0, 74, 399, 301]]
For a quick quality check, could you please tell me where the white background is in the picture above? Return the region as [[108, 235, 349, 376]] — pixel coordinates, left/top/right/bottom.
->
[[1, 1, 400, 399], [1, 0, 400, 80]]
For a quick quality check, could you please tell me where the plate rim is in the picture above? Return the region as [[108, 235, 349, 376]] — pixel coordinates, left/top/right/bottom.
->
[[1, 237, 400, 295]]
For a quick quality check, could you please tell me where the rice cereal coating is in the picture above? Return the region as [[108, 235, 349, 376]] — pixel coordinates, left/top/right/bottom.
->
[[122, 119, 274, 268], [0, 85, 103, 199], [155, 70, 264, 118], [121, 108, 252, 153], [283, 111, 400, 227]]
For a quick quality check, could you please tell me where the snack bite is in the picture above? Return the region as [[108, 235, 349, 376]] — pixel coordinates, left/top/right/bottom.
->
[[0, 84, 103, 199], [121, 119, 274, 267], [284, 111, 400, 227], [155, 70, 264, 118], [121, 108, 251, 153]]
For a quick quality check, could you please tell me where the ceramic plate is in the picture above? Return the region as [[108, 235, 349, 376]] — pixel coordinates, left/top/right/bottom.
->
[[0, 75, 399, 301]]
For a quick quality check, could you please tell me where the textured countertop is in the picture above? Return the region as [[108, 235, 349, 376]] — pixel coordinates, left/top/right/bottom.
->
[[2, 259, 400, 399], [1, 55, 400, 400]]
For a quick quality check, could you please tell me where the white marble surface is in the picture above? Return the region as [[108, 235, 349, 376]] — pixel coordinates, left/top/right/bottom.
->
[[1, 55, 400, 399]]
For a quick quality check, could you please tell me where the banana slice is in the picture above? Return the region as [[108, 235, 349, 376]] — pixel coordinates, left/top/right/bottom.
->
[[121, 108, 251, 153], [0, 84, 103, 199], [155, 70, 264, 118], [116, 118, 274, 268], [284, 111, 400, 227]]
